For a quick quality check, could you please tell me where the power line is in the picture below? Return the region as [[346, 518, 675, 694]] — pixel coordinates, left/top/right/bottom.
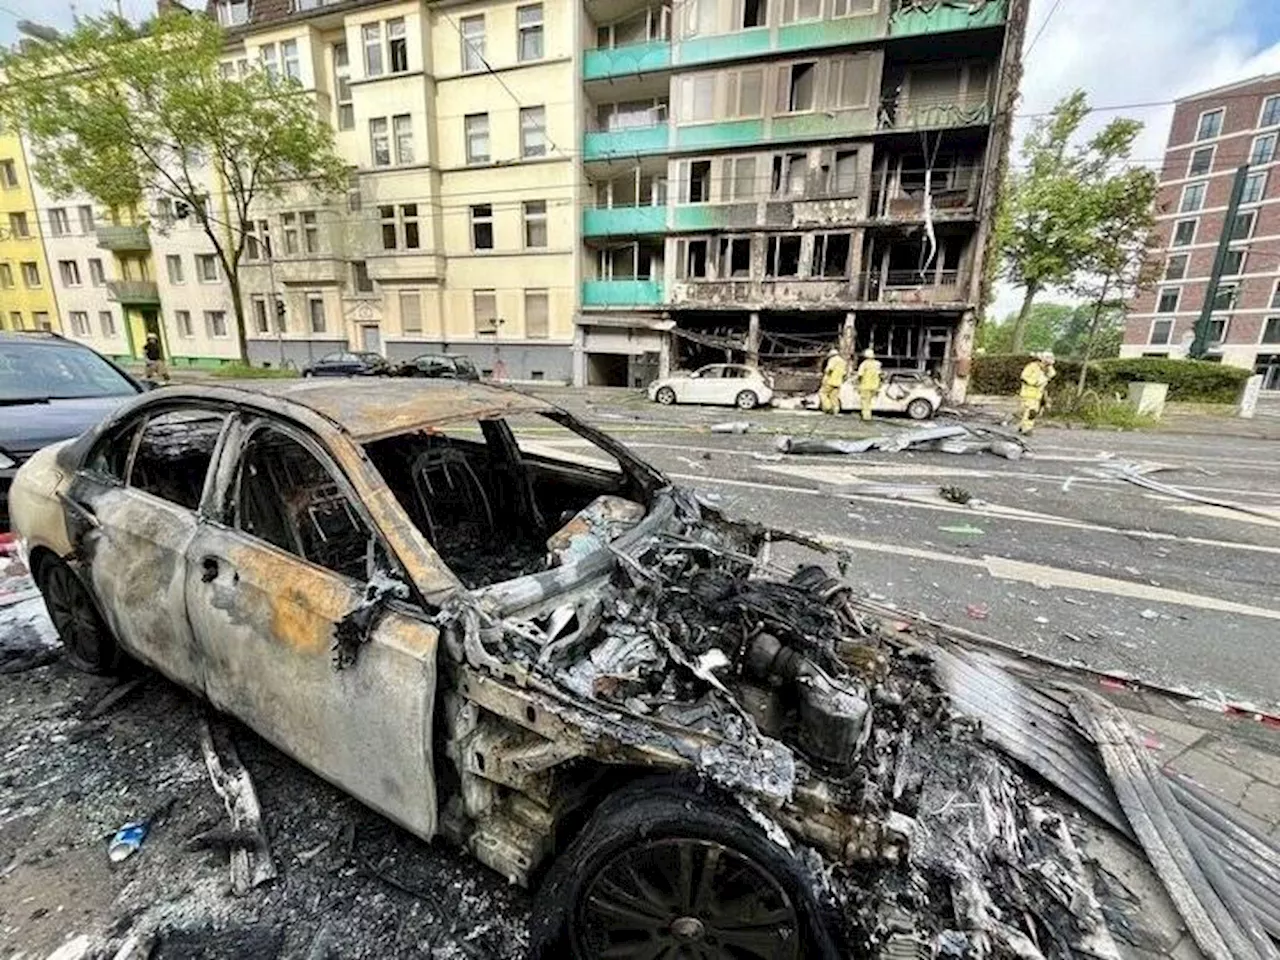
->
[[1023, 0, 1064, 56]]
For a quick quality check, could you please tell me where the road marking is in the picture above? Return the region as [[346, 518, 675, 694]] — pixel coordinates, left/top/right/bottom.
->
[[821, 535, 1280, 621], [1170, 504, 1280, 528]]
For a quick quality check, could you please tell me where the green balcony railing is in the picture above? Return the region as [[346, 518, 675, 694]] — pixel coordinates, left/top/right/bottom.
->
[[888, 0, 1008, 37], [582, 279, 664, 307], [107, 279, 161, 305], [584, 124, 671, 160], [96, 224, 151, 252], [584, 40, 671, 80], [583, 205, 668, 236]]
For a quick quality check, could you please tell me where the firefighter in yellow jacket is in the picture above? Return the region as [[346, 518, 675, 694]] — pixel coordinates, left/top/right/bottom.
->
[[855, 348, 882, 421], [1019, 352, 1056, 434], [820, 348, 846, 414]]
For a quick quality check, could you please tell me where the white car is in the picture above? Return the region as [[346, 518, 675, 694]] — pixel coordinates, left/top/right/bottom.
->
[[647, 364, 775, 410], [801, 371, 944, 419]]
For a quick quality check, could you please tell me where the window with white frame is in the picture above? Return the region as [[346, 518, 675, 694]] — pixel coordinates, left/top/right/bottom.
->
[[782, 0, 821, 22], [461, 15, 485, 72], [281, 39, 300, 80], [99, 310, 115, 337], [1251, 133, 1277, 166], [388, 18, 408, 73], [1156, 287, 1179, 313], [363, 22, 383, 76], [69, 311, 90, 336], [521, 106, 546, 158], [730, 156, 757, 199], [678, 74, 716, 121], [175, 310, 194, 338], [58, 260, 81, 286], [1149, 318, 1173, 345], [465, 113, 490, 163], [1179, 181, 1206, 212], [525, 289, 548, 337], [1222, 248, 1245, 276], [523, 200, 547, 247], [1211, 282, 1237, 311], [1242, 171, 1267, 203], [1230, 210, 1255, 240], [393, 114, 413, 164], [827, 56, 870, 109], [49, 208, 69, 236], [216, 0, 249, 27], [252, 296, 270, 334], [1171, 219, 1196, 247], [1187, 145, 1214, 177], [1195, 108, 1224, 141], [1272, 281, 1280, 310], [260, 42, 279, 78], [474, 290, 498, 335], [1164, 254, 1187, 280], [471, 204, 494, 249], [1206, 315, 1229, 344], [309, 295, 327, 332], [282, 212, 298, 254], [9, 212, 29, 237], [333, 43, 354, 130], [1263, 316, 1280, 343], [724, 67, 764, 118], [302, 211, 319, 252], [166, 254, 184, 284], [518, 5, 543, 61], [197, 254, 219, 282], [1262, 95, 1280, 129], [400, 204, 419, 249], [78, 205, 94, 233], [206, 310, 229, 338], [21, 261, 40, 287], [88, 258, 105, 286], [370, 117, 391, 166]]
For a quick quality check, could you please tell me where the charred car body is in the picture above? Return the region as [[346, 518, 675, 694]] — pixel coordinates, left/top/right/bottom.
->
[[12, 381, 1269, 959]]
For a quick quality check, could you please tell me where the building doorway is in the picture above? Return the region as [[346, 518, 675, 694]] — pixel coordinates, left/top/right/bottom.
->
[[360, 325, 381, 353], [586, 352, 629, 386]]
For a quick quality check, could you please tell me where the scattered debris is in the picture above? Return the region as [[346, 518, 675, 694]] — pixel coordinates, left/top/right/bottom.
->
[[966, 603, 990, 620], [197, 716, 278, 895], [88, 676, 148, 719], [939, 484, 972, 504], [1087, 459, 1280, 521], [777, 422, 1027, 459], [710, 421, 750, 434], [1140, 609, 1159, 621], [938, 523, 984, 536], [108, 822, 149, 863]]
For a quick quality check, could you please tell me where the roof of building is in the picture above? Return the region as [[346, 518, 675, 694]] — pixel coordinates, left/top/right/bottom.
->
[[1174, 72, 1280, 105]]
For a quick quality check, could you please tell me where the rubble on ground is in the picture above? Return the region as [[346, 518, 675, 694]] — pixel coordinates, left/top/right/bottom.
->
[[777, 423, 1027, 459]]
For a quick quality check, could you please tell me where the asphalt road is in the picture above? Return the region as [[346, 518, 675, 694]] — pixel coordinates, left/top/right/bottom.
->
[[537, 388, 1280, 712]]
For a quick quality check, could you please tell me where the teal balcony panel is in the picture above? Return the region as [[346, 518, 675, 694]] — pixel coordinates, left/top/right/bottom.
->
[[673, 28, 771, 67], [583, 124, 671, 160], [582, 280, 665, 307], [583, 205, 668, 236], [584, 40, 672, 80], [889, 0, 1007, 37], [673, 119, 764, 151], [883, 101, 992, 132], [776, 15, 885, 53], [671, 202, 759, 232], [771, 109, 871, 143]]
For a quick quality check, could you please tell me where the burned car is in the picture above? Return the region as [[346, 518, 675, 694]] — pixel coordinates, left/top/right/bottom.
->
[[12, 381, 1274, 960]]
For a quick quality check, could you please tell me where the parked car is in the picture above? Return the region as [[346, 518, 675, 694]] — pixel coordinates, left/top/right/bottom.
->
[[300, 351, 389, 377], [396, 353, 481, 381], [0, 332, 142, 530], [801, 371, 944, 419], [647, 363, 775, 409]]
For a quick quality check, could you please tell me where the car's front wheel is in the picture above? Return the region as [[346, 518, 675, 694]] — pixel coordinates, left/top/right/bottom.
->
[[37, 558, 120, 674], [906, 397, 934, 420], [654, 386, 677, 405], [530, 780, 841, 959], [735, 390, 759, 410]]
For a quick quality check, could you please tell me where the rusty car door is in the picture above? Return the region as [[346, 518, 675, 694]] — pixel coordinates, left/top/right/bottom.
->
[[64, 406, 229, 693], [182, 418, 438, 840]]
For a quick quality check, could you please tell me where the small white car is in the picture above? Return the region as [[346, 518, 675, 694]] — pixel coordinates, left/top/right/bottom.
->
[[801, 371, 944, 419], [647, 364, 775, 410]]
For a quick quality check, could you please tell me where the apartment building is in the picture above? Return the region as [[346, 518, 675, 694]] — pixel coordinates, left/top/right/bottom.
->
[[1124, 73, 1280, 390], [0, 127, 59, 333], [576, 0, 1026, 388]]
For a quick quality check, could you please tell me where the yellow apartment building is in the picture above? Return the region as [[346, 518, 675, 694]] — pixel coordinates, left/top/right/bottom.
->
[[0, 127, 59, 333]]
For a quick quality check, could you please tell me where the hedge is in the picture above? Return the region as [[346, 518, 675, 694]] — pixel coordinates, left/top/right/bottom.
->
[[970, 354, 1252, 404]]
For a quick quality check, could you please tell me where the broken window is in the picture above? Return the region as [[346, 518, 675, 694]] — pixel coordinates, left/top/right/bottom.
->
[[719, 236, 752, 277], [235, 426, 373, 582], [742, 0, 765, 29], [685, 239, 709, 278], [771, 152, 807, 196], [783, 62, 816, 112], [812, 233, 850, 277], [765, 235, 802, 278], [131, 409, 226, 511], [688, 160, 712, 203]]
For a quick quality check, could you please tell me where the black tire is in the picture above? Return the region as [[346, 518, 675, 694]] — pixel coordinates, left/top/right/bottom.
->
[[530, 779, 843, 960], [735, 390, 759, 410], [655, 386, 677, 406], [37, 558, 120, 674], [906, 397, 933, 420]]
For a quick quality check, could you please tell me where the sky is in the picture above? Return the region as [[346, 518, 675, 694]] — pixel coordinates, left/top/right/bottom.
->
[[4, 0, 1280, 318]]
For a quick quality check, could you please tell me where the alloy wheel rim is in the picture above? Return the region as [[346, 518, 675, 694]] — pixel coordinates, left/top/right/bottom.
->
[[46, 567, 101, 663]]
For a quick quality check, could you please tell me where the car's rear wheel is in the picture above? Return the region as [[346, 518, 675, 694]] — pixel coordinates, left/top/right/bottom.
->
[[38, 558, 120, 674], [655, 386, 677, 405], [906, 397, 934, 420], [530, 780, 842, 959], [735, 390, 759, 410]]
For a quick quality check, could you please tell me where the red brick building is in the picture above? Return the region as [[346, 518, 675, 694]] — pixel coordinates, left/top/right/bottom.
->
[[1124, 74, 1280, 388]]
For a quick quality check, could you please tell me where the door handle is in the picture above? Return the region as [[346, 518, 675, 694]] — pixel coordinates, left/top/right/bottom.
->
[[201, 556, 220, 583]]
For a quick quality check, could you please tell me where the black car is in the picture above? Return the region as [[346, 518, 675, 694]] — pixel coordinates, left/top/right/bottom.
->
[[0, 332, 142, 530], [396, 353, 481, 381], [300, 351, 390, 377]]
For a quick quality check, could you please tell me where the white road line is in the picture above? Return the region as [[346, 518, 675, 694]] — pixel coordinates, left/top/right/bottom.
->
[[820, 535, 1280, 621]]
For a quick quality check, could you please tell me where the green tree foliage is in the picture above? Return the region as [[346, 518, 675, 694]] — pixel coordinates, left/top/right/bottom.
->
[[0, 12, 347, 360], [995, 91, 1152, 354], [977, 302, 1074, 353]]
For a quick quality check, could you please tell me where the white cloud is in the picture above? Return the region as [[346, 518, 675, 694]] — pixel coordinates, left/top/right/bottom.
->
[[991, 0, 1280, 321]]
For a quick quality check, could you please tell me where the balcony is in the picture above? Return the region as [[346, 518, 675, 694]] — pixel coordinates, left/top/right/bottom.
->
[[671, 202, 761, 232], [107, 280, 161, 306], [582, 279, 665, 307], [879, 99, 992, 133], [859, 270, 962, 305], [96, 224, 151, 252], [584, 205, 667, 237], [272, 257, 348, 285], [888, 0, 1007, 37], [584, 40, 671, 80], [584, 124, 670, 161]]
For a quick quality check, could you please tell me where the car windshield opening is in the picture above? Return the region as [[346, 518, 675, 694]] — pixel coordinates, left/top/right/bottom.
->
[[364, 412, 647, 588], [0, 342, 136, 402]]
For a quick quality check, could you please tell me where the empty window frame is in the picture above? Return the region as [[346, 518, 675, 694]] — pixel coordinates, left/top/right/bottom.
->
[[771, 152, 807, 196], [718, 236, 752, 277], [687, 160, 712, 203], [779, 61, 817, 112], [812, 233, 850, 277], [765, 234, 802, 277]]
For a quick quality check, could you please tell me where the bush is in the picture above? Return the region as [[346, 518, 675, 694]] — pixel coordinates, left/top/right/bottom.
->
[[211, 363, 299, 380], [1047, 393, 1158, 430], [971, 354, 1250, 403]]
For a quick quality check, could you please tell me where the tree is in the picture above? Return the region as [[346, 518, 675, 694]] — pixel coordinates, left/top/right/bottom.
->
[[0, 12, 347, 361], [995, 91, 1149, 353], [977, 301, 1074, 353], [1053, 303, 1124, 360]]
